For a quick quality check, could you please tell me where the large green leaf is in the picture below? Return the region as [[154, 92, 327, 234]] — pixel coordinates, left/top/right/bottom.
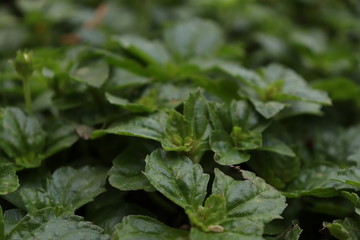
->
[[144, 149, 210, 211], [10, 166, 107, 215], [0, 163, 19, 194], [108, 142, 155, 191], [91, 111, 167, 141], [5, 208, 109, 240], [209, 170, 286, 234], [112, 215, 188, 240], [164, 19, 224, 59], [0, 108, 46, 168]]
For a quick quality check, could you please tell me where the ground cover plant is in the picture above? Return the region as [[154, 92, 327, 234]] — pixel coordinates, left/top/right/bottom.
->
[[1, 0, 360, 239]]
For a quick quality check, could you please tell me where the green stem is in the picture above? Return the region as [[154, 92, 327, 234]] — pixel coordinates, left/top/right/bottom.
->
[[23, 77, 32, 113]]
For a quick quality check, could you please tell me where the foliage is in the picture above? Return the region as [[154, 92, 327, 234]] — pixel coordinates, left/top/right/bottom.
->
[[1, 0, 360, 239]]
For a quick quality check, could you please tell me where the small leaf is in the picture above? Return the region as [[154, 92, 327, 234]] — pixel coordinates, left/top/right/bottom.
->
[[0, 163, 19, 194], [324, 218, 360, 240], [210, 130, 250, 165], [183, 91, 211, 142], [250, 99, 286, 119], [279, 224, 302, 240], [112, 215, 188, 240], [105, 93, 156, 113], [342, 192, 360, 215], [161, 110, 192, 152]]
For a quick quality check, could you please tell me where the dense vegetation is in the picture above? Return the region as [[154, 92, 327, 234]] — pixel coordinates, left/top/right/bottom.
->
[[1, 1, 360, 239]]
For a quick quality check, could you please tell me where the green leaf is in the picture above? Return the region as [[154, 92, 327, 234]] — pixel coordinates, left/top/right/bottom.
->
[[14, 166, 107, 214], [105, 93, 156, 113], [6, 208, 109, 240], [189, 169, 286, 239], [161, 91, 211, 162], [0, 108, 46, 168], [106, 84, 190, 113], [144, 149, 210, 211], [184, 91, 212, 142], [43, 122, 78, 159], [334, 167, 360, 189], [104, 68, 149, 91], [324, 218, 360, 240], [210, 130, 250, 165], [164, 19, 224, 59], [0, 163, 19, 194], [108, 142, 155, 191], [312, 77, 360, 102], [112, 215, 188, 240], [209, 100, 264, 165], [259, 64, 331, 105], [258, 137, 295, 157], [279, 224, 302, 240], [3, 209, 25, 236], [208, 102, 232, 132], [250, 99, 286, 119], [91, 111, 167, 141], [212, 169, 286, 228], [230, 126, 262, 150], [162, 110, 192, 152], [72, 60, 109, 88], [342, 192, 360, 215], [116, 35, 171, 65]]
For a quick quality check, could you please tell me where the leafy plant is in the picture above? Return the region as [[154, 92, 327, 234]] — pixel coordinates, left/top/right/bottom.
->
[[1, 0, 360, 239]]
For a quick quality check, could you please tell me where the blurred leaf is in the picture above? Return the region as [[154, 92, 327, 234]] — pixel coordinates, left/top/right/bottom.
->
[[108, 142, 155, 191], [112, 215, 188, 240], [164, 19, 224, 59]]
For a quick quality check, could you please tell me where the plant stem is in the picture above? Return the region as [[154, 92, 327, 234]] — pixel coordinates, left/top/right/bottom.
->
[[23, 77, 32, 113]]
